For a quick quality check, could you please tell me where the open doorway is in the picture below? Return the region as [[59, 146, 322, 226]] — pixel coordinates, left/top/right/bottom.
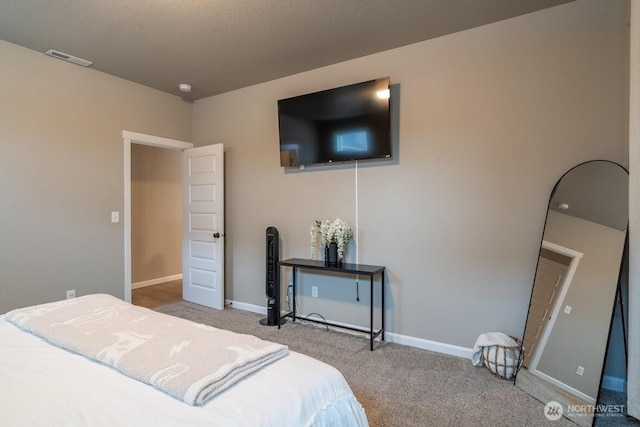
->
[[526, 240, 583, 375], [123, 131, 225, 310], [130, 143, 183, 308], [122, 131, 194, 304], [522, 247, 571, 368]]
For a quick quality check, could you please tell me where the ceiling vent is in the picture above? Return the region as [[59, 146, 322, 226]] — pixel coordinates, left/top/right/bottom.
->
[[45, 49, 93, 67]]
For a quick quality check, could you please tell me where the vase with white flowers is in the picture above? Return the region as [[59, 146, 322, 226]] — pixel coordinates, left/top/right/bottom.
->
[[309, 218, 354, 264]]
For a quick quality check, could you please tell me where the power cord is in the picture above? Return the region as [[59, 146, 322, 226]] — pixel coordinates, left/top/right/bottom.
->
[[293, 291, 329, 331], [299, 312, 330, 331]]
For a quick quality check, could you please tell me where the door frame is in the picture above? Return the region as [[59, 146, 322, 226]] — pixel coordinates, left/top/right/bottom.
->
[[527, 240, 583, 372], [122, 130, 193, 302]]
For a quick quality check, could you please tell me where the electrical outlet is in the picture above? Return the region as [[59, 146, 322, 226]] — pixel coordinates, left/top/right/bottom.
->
[[311, 286, 318, 298], [564, 305, 572, 315], [576, 366, 585, 376], [66, 289, 76, 299]]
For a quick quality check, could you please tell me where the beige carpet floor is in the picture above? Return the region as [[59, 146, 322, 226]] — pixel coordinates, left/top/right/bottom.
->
[[155, 301, 593, 427]]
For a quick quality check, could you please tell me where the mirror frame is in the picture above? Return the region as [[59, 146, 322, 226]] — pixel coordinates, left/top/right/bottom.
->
[[514, 159, 629, 427]]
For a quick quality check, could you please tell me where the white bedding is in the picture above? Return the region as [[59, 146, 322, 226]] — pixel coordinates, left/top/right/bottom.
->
[[5, 294, 289, 406], [0, 313, 368, 427]]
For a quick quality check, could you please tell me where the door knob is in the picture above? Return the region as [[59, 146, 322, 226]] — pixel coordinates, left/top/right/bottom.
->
[[213, 232, 221, 238]]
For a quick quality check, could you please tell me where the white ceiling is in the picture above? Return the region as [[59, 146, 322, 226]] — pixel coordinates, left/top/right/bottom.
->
[[0, 0, 572, 100]]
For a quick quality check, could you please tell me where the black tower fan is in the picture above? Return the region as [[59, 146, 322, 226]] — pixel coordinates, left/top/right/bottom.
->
[[259, 226, 286, 326]]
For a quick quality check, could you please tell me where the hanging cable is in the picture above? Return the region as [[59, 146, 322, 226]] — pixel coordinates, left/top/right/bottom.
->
[[355, 161, 360, 301]]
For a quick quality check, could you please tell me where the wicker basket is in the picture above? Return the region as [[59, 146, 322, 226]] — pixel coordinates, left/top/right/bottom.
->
[[480, 336, 523, 380]]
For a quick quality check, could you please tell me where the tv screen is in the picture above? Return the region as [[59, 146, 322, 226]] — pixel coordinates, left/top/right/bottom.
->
[[278, 77, 391, 167]]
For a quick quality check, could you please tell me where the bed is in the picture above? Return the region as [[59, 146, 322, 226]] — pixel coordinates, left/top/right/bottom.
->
[[0, 295, 368, 427]]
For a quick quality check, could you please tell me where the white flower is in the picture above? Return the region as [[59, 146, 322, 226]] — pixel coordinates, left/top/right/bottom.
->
[[310, 218, 354, 261]]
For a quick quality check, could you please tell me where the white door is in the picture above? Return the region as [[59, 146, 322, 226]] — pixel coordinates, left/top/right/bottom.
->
[[522, 251, 569, 367], [182, 144, 224, 310]]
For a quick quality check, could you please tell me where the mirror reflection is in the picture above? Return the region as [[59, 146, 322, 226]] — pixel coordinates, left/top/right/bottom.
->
[[516, 160, 628, 427]]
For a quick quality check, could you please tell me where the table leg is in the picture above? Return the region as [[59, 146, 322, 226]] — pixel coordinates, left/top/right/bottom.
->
[[381, 271, 385, 341], [370, 275, 374, 351], [292, 267, 297, 323]]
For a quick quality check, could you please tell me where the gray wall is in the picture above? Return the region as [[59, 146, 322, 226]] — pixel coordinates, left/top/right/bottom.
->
[[0, 40, 192, 314], [131, 144, 182, 284], [192, 0, 629, 348], [0, 0, 630, 356]]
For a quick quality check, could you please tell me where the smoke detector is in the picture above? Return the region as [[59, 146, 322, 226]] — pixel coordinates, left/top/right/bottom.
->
[[179, 83, 192, 93], [45, 49, 93, 67]]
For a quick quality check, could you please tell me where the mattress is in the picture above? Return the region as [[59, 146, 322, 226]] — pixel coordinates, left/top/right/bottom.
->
[[0, 313, 368, 427]]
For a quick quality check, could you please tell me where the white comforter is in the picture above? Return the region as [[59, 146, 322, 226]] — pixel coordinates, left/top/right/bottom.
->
[[0, 314, 368, 427], [5, 294, 290, 406]]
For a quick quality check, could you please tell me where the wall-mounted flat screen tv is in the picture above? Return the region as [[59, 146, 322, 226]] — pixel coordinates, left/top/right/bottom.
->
[[278, 77, 391, 167]]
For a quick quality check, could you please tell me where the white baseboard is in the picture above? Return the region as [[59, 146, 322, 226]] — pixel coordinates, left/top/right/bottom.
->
[[225, 300, 266, 314], [384, 331, 474, 359], [132, 274, 182, 290], [602, 375, 626, 392], [224, 299, 474, 360], [530, 368, 597, 405]]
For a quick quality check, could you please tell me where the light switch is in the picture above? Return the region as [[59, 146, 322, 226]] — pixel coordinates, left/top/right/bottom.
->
[[111, 211, 120, 223], [564, 305, 572, 315]]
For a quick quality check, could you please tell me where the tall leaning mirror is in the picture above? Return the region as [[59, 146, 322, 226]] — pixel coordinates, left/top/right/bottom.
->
[[515, 160, 628, 427]]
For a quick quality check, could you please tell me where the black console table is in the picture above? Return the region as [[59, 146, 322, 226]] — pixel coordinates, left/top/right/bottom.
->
[[279, 258, 385, 351]]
